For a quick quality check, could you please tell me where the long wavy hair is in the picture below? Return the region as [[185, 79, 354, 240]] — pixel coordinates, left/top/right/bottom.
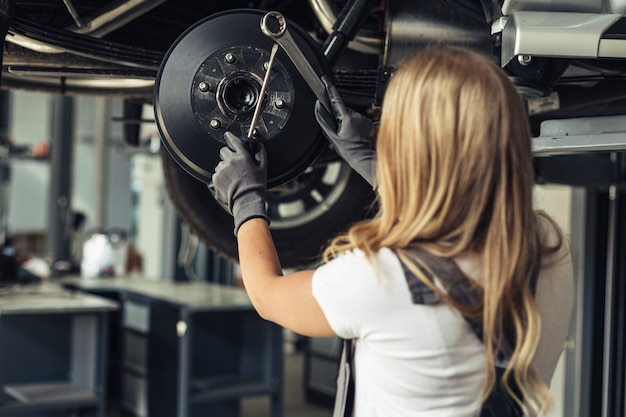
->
[[323, 46, 558, 414]]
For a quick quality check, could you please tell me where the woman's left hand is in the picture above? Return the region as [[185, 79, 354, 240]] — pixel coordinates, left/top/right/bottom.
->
[[211, 131, 269, 235]]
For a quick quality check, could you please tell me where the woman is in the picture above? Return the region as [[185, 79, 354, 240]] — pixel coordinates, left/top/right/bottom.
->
[[211, 46, 574, 416]]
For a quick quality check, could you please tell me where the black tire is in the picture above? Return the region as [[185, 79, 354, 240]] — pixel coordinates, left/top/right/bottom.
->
[[161, 147, 376, 268]]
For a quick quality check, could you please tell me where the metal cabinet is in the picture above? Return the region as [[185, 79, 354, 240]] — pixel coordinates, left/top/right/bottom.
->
[[303, 337, 341, 407], [63, 278, 283, 417], [0, 285, 117, 417]]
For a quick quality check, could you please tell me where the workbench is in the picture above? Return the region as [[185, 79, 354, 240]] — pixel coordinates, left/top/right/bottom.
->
[[0, 283, 118, 417], [61, 277, 283, 417]]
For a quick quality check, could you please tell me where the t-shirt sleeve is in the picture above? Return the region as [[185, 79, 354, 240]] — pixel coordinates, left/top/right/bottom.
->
[[311, 249, 410, 339]]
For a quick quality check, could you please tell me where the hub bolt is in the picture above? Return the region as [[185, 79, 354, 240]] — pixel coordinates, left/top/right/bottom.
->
[[210, 119, 221, 129], [198, 82, 209, 92], [225, 53, 236, 64], [274, 98, 285, 109]]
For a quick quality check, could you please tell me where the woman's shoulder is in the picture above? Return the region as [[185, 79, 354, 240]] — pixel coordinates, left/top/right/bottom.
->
[[317, 247, 401, 275], [321, 246, 399, 264], [313, 247, 407, 294]]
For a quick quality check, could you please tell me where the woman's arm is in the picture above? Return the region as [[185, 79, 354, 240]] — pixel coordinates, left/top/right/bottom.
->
[[237, 218, 337, 338], [211, 132, 336, 337]]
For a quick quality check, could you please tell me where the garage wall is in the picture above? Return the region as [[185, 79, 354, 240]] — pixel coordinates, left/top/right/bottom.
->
[[7, 91, 51, 232], [7, 91, 132, 253], [72, 96, 132, 232]]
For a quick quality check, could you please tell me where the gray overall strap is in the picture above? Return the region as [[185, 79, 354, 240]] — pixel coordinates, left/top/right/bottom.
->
[[333, 338, 355, 417], [398, 247, 524, 417], [400, 247, 523, 361]]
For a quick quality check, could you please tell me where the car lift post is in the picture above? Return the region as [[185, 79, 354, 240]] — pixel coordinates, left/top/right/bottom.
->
[[47, 95, 75, 264]]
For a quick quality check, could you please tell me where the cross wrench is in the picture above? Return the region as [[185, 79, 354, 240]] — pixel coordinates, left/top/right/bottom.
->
[[260, 11, 331, 112]]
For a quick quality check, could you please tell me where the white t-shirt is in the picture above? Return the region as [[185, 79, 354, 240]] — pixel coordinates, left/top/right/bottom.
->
[[311, 229, 574, 416]]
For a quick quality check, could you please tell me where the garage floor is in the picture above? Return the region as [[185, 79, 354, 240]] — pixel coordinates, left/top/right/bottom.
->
[[241, 350, 333, 417]]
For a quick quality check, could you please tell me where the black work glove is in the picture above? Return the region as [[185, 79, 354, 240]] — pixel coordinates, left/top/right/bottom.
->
[[314, 75, 377, 188], [211, 131, 269, 236]]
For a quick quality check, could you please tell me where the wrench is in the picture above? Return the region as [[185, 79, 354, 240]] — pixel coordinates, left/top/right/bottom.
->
[[260, 11, 331, 112], [248, 43, 279, 139]]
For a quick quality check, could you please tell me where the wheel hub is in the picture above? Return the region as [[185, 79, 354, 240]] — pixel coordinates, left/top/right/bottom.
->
[[191, 45, 295, 142], [219, 72, 260, 116]]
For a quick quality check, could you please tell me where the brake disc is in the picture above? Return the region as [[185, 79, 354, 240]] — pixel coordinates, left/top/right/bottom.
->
[[154, 9, 329, 188]]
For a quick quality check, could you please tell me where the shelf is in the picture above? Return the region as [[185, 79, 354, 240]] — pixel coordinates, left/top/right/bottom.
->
[[0, 286, 114, 417], [0, 381, 99, 415], [4, 381, 97, 404], [191, 375, 277, 403]]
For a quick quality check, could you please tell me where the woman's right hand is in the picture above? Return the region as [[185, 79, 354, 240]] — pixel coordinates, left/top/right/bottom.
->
[[314, 76, 377, 188]]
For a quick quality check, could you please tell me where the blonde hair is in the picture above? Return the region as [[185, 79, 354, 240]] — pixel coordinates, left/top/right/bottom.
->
[[323, 46, 560, 414]]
